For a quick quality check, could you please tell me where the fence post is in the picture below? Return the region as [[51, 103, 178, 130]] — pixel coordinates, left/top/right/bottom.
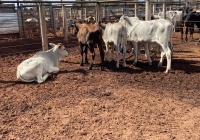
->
[[62, 4, 68, 44], [135, 3, 137, 17], [84, 8, 87, 19], [106, 6, 109, 23], [38, 3, 48, 51], [152, 4, 155, 16], [145, 0, 151, 21], [163, 1, 166, 19], [53, 8, 58, 36], [96, 2, 101, 23], [145, 0, 151, 55], [17, 7, 25, 38], [49, 4, 55, 36]]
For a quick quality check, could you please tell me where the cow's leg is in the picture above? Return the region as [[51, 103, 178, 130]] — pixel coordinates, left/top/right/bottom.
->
[[105, 43, 109, 61], [181, 23, 184, 42], [132, 41, 138, 65], [165, 48, 171, 73], [158, 50, 165, 68], [115, 45, 120, 68], [98, 44, 105, 70], [111, 44, 114, 61], [80, 43, 84, 66], [137, 44, 141, 55], [89, 46, 95, 70], [84, 46, 89, 64], [185, 25, 188, 42], [144, 43, 152, 65], [36, 66, 50, 84], [37, 73, 50, 84], [152, 45, 159, 61], [122, 43, 126, 67], [159, 45, 171, 73], [189, 23, 194, 41], [48, 67, 59, 74], [173, 20, 176, 32]]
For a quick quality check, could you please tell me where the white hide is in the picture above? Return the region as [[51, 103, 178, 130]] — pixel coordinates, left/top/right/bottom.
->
[[119, 15, 173, 73], [16, 43, 68, 83], [25, 18, 38, 22], [25, 17, 50, 22], [101, 22, 127, 68], [157, 10, 182, 32]]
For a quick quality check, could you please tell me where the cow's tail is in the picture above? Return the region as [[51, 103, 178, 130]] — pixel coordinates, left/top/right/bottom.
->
[[16, 70, 35, 83], [122, 26, 127, 53], [169, 24, 173, 59]]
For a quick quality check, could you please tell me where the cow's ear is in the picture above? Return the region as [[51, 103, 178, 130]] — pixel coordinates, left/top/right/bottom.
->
[[49, 43, 55, 48]]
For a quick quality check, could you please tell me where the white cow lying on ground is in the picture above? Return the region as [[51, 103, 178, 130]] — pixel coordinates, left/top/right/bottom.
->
[[25, 17, 50, 22], [119, 15, 173, 73], [99, 22, 127, 68], [16, 43, 68, 83]]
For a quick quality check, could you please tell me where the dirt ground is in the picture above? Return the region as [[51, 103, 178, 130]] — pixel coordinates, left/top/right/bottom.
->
[[0, 32, 200, 140]]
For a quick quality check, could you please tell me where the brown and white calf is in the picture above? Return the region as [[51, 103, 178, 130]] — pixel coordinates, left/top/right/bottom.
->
[[74, 22, 104, 70]]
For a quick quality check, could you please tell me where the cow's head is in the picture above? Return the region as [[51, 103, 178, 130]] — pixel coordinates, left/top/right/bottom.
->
[[119, 15, 132, 26], [169, 11, 177, 22], [49, 43, 69, 61]]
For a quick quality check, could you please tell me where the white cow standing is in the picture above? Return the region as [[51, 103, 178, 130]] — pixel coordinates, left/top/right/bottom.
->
[[16, 43, 68, 83], [119, 15, 173, 73], [157, 10, 183, 32], [99, 22, 127, 68]]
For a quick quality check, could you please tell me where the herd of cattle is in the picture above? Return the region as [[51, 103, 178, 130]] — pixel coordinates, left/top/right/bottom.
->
[[17, 7, 200, 84]]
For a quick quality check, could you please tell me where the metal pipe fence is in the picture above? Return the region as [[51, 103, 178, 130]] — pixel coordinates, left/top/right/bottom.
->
[[0, 0, 200, 55]]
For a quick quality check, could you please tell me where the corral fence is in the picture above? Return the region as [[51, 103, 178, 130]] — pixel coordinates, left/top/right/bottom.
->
[[0, 0, 200, 55]]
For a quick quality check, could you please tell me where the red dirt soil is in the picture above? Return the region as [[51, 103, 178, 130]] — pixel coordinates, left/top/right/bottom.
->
[[0, 32, 200, 140]]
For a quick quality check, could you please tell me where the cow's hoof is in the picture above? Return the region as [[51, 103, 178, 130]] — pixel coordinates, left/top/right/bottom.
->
[[148, 61, 152, 66], [100, 67, 104, 71], [89, 66, 92, 70], [123, 63, 126, 67], [158, 62, 162, 68], [164, 70, 169, 74], [132, 62, 137, 66], [85, 60, 89, 64]]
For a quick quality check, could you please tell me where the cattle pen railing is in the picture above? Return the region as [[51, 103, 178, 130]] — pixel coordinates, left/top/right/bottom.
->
[[0, 0, 200, 56]]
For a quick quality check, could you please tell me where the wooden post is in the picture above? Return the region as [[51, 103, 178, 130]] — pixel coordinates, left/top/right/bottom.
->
[[49, 4, 55, 36], [152, 4, 155, 16], [145, 0, 151, 21], [135, 4, 137, 17], [53, 8, 57, 36], [163, 1, 166, 19], [17, 7, 25, 38], [38, 3, 48, 51], [81, 0, 83, 20], [62, 4, 68, 44], [145, 0, 151, 55], [69, 8, 72, 19], [106, 6, 109, 23], [96, 3, 101, 23], [84, 8, 87, 19]]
